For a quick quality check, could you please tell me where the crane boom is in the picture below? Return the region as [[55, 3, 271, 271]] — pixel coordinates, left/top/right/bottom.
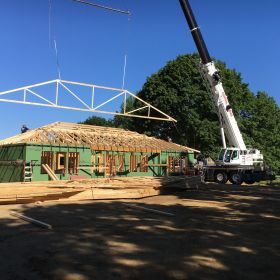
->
[[179, 0, 246, 150]]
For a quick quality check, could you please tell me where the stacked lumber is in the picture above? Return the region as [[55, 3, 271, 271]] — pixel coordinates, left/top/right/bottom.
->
[[63, 176, 200, 201], [0, 176, 201, 204], [0, 188, 81, 205]]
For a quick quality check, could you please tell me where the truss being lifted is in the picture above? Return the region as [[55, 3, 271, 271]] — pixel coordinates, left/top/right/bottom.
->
[[0, 79, 176, 122]]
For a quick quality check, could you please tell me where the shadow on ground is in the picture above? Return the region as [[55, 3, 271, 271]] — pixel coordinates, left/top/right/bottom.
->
[[0, 183, 280, 280]]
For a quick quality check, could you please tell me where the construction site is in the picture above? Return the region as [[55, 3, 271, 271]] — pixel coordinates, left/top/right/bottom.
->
[[0, 0, 279, 280]]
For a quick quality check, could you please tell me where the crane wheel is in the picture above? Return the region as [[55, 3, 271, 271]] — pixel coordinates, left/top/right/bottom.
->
[[244, 180, 255, 185], [230, 173, 243, 185], [215, 172, 228, 184]]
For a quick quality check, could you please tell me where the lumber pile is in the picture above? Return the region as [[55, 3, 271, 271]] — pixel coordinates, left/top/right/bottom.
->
[[61, 176, 201, 201], [0, 176, 201, 204]]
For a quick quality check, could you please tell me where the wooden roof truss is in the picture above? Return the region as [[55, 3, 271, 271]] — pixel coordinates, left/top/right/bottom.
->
[[0, 79, 176, 122]]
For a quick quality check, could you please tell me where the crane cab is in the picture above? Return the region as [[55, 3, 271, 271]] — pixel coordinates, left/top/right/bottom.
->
[[217, 148, 242, 166], [217, 148, 264, 167]]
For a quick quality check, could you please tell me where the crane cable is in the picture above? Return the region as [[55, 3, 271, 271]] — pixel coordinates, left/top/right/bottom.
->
[[49, 0, 62, 80], [53, 39, 62, 80], [121, 1, 132, 90], [72, 0, 131, 15], [122, 54, 127, 90]]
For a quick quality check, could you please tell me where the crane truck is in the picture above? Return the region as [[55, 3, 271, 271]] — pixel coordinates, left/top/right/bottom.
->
[[178, 0, 275, 184]]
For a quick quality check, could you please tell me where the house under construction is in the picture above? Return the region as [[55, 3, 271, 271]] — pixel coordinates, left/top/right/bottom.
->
[[0, 122, 199, 182]]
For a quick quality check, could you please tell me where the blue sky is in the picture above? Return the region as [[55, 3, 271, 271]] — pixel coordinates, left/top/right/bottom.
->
[[0, 0, 279, 139]]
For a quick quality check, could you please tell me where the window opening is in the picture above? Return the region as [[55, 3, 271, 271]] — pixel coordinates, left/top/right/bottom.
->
[[41, 151, 54, 173], [129, 155, 138, 172], [68, 152, 80, 174], [106, 154, 116, 177], [56, 152, 66, 173], [168, 156, 174, 173], [140, 155, 148, 172], [97, 154, 105, 173], [224, 150, 232, 163], [117, 154, 125, 172], [231, 150, 239, 160]]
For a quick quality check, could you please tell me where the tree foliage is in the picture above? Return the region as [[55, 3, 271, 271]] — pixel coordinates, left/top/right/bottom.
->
[[80, 116, 115, 127], [114, 54, 280, 173]]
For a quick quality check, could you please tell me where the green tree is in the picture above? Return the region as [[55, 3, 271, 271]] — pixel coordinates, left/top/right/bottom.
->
[[80, 116, 115, 127], [242, 92, 280, 172]]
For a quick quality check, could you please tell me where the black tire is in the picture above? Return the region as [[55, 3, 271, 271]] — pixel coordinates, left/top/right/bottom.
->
[[230, 173, 243, 185], [215, 172, 228, 184], [244, 180, 255, 185]]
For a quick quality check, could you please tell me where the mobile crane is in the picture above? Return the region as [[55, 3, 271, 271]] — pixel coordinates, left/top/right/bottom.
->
[[179, 0, 274, 184]]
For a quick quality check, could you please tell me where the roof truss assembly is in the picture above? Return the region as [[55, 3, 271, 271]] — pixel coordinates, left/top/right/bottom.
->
[[0, 80, 176, 122], [0, 122, 199, 153]]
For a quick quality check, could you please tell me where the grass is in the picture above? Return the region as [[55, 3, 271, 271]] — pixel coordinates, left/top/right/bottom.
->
[[258, 176, 280, 187]]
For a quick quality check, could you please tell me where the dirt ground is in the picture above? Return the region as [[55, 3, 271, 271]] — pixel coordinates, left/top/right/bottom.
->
[[0, 183, 280, 280]]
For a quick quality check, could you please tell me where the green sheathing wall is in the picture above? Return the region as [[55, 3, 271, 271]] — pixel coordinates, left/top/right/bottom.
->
[[23, 143, 195, 182], [25, 144, 91, 181], [0, 144, 26, 183]]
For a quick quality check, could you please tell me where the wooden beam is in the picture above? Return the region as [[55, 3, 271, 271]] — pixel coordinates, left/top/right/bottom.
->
[[42, 164, 59, 181]]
